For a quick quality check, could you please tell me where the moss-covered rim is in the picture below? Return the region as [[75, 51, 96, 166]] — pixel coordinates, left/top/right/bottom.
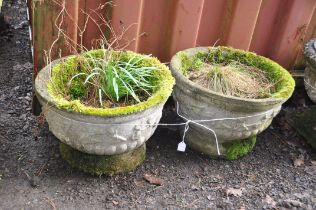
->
[[46, 50, 175, 117], [304, 38, 316, 68], [172, 46, 295, 102]]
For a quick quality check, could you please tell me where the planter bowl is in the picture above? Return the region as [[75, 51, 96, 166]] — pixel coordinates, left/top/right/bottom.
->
[[304, 39, 316, 103], [35, 50, 175, 175], [170, 47, 295, 159]]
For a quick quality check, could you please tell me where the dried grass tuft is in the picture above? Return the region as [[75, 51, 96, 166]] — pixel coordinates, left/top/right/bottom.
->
[[189, 61, 276, 99]]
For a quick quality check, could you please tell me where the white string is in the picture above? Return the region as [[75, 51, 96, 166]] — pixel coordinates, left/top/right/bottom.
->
[[48, 102, 274, 156], [175, 103, 221, 155], [181, 120, 191, 143], [304, 79, 316, 91]]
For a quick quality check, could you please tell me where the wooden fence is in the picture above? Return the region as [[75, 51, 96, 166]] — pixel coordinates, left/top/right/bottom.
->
[[28, 0, 316, 77]]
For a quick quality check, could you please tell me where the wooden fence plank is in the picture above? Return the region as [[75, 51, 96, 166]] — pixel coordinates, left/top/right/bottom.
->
[[196, 0, 227, 47], [224, 0, 263, 50], [268, 0, 316, 69], [168, 0, 205, 58], [29, 0, 316, 72]]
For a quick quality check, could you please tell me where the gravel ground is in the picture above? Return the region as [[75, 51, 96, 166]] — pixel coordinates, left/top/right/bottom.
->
[[0, 1, 315, 209]]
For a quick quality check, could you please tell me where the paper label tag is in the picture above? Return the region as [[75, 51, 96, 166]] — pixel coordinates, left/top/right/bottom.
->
[[177, 141, 186, 152]]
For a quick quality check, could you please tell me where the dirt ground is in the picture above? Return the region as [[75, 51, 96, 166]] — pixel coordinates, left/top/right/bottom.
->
[[0, 1, 315, 209]]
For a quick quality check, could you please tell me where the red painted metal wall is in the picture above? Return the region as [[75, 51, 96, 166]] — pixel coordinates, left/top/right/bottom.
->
[[29, 0, 316, 77]]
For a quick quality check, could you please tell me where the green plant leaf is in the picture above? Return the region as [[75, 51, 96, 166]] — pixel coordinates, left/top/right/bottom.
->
[[84, 72, 100, 84], [98, 88, 103, 107], [69, 73, 86, 86], [112, 77, 119, 101]]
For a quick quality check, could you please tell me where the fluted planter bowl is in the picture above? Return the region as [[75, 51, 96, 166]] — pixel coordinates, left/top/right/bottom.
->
[[170, 47, 295, 160], [35, 50, 175, 175], [304, 39, 316, 103]]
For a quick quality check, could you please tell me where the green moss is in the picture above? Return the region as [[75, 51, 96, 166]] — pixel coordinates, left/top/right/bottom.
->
[[178, 52, 204, 76], [223, 136, 256, 160], [69, 79, 87, 99], [47, 50, 175, 116], [177, 46, 295, 100], [60, 143, 146, 176]]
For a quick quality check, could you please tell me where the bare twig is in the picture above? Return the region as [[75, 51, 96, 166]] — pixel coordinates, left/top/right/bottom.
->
[[44, 196, 57, 210]]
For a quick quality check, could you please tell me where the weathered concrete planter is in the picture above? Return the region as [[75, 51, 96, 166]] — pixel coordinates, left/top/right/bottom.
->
[[304, 39, 316, 103], [35, 51, 174, 175], [170, 47, 295, 160]]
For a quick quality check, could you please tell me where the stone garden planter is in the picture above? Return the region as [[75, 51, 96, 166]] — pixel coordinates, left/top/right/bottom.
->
[[170, 47, 295, 160], [304, 39, 316, 103], [35, 50, 174, 175]]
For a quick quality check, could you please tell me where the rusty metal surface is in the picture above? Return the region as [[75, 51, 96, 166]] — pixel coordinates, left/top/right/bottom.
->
[[29, 0, 316, 76]]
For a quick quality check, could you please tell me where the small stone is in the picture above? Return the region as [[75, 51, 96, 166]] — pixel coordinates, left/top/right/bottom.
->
[[280, 199, 306, 208], [24, 96, 31, 101], [226, 188, 243, 197], [23, 62, 33, 69], [191, 185, 199, 191], [13, 20, 28, 29], [19, 114, 27, 120], [22, 124, 29, 130]]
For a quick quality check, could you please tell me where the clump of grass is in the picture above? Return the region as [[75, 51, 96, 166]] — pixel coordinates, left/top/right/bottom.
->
[[48, 49, 175, 116], [70, 51, 157, 107], [178, 47, 295, 100], [52, 50, 159, 108], [188, 61, 276, 99]]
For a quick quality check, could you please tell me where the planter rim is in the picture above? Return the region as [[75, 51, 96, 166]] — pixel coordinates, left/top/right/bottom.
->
[[170, 46, 295, 105], [304, 38, 316, 68], [35, 50, 175, 117]]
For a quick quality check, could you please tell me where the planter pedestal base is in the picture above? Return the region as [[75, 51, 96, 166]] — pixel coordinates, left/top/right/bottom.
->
[[222, 136, 257, 160], [60, 143, 146, 176], [187, 135, 256, 160]]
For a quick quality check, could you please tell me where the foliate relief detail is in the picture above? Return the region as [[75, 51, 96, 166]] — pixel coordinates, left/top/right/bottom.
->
[[132, 125, 143, 141]]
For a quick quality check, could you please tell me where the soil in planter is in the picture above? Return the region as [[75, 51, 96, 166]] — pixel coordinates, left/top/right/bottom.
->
[[60, 143, 146, 176], [188, 61, 276, 99]]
